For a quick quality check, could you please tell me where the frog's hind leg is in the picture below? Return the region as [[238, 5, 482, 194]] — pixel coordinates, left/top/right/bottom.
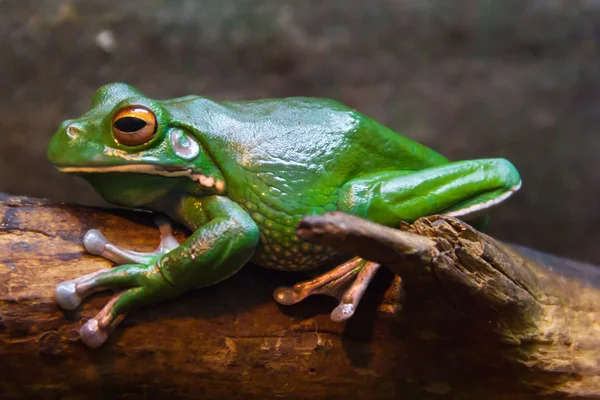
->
[[275, 158, 521, 322], [337, 158, 522, 226], [274, 257, 381, 321], [83, 216, 180, 265]]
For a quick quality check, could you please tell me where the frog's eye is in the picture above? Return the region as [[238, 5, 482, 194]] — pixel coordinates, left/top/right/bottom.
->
[[112, 106, 157, 146]]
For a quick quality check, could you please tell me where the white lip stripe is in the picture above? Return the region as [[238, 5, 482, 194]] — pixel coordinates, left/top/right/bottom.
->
[[443, 180, 522, 219], [58, 164, 226, 193]]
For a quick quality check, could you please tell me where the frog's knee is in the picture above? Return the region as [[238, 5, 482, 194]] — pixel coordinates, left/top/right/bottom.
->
[[493, 158, 521, 190], [337, 181, 373, 218], [336, 170, 410, 219]]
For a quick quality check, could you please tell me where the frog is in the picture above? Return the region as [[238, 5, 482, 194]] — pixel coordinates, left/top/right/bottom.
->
[[47, 83, 522, 348]]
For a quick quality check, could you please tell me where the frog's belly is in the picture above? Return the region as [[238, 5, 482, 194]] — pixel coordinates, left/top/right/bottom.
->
[[250, 214, 345, 271], [251, 236, 342, 271], [237, 195, 344, 271]]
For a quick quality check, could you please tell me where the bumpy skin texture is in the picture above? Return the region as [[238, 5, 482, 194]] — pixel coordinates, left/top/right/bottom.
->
[[49, 83, 519, 270], [47, 83, 521, 346], [186, 95, 453, 270]]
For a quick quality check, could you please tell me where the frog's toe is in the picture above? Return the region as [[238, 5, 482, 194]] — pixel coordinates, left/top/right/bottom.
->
[[55, 280, 82, 310], [273, 286, 304, 305], [331, 303, 355, 322], [83, 228, 151, 264], [78, 289, 132, 348], [81, 217, 179, 265], [80, 317, 110, 348], [154, 216, 180, 252], [330, 260, 381, 322], [54, 269, 110, 311], [72, 265, 177, 348], [79, 304, 127, 349], [273, 257, 382, 322], [83, 229, 108, 256]]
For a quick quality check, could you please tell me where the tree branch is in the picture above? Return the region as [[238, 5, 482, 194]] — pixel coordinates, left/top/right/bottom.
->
[[1, 194, 598, 399]]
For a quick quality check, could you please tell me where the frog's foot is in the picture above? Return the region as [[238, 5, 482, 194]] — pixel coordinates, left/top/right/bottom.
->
[[55, 262, 177, 348], [273, 257, 381, 322], [83, 216, 179, 265]]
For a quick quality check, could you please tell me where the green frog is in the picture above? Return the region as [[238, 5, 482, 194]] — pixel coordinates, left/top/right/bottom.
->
[[47, 83, 521, 347]]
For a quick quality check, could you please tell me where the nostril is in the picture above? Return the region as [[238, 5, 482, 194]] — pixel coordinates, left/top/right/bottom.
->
[[66, 124, 84, 138]]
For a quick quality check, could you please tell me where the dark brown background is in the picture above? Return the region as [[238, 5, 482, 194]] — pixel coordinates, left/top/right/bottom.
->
[[1, 0, 598, 264]]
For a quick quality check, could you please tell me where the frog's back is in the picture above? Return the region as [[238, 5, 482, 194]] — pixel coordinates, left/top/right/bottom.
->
[[182, 96, 449, 270], [203, 96, 448, 178]]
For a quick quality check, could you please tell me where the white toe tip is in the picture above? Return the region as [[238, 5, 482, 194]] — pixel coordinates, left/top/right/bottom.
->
[[80, 319, 108, 348], [83, 229, 107, 255], [331, 303, 355, 322], [55, 281, 82, 310]]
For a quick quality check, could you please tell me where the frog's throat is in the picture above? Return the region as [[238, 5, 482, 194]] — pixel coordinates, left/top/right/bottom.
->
[[443, 180, 522, 220], [58, 164, 226, 194]]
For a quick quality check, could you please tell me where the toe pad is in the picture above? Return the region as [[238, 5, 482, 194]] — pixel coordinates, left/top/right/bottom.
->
[[331, 303, 355, 322], [83, 229, 107, 256], [273, 286, 302, 305], [80, 319, 109, 348], [55, 281, 82, 310]]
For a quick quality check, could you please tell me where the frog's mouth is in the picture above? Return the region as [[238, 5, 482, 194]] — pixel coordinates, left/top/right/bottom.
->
[[58, 164, 226, 194]]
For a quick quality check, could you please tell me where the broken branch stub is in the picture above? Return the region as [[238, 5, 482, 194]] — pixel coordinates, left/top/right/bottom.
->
[[296, 212, 600, 397]]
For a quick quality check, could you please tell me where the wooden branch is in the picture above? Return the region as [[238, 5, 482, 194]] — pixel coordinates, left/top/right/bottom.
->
[[1, 193, 598, 399], [297, 213, 600, 397]]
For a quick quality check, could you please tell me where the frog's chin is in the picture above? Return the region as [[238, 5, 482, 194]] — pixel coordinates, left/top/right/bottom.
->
[[57, 164, 226, 194]]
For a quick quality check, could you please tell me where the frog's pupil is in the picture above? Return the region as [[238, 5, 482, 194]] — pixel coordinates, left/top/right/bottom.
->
[[114, 117, 147, 133]]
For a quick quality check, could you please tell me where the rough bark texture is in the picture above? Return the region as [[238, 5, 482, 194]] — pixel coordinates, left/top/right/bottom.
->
[[0, 193, 599, 400], [2, 0, 600, 265]]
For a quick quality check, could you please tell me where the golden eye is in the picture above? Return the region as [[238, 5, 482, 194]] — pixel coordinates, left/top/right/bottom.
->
[[112, 106, 157, 146]]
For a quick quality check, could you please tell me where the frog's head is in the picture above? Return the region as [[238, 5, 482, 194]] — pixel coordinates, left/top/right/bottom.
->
[[48, 82, 225, 208]]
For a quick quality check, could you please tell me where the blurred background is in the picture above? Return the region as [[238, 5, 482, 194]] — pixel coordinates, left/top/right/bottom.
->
[[0, 0, 598, 264]]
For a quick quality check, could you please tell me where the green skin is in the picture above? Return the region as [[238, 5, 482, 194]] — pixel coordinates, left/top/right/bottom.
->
[[47, 83, 521, 345]]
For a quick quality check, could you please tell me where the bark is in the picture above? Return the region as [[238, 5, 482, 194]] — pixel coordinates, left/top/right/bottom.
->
[[0, 193, 598, 400]]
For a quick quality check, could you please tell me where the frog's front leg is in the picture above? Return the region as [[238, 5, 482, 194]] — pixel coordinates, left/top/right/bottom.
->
[[56, 215, 181, 311], [54, 196, 259, 348], [82, 216, 180, 265], [276, 158, 521, 321]]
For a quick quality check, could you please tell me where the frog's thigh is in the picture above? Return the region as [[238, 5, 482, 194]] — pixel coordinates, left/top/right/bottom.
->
[[337, 158, 521, 226]]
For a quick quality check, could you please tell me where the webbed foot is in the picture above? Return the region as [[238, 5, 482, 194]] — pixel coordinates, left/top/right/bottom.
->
[[55, 216, 181, 347], [273, 257, 381, 322], [56, 260, 178, 347]]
